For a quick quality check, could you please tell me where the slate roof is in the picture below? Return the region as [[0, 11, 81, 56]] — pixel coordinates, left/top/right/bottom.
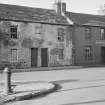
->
[[0, 3, 68, 25], [66, 12, 105, 26], [0, 3, 105, 26]]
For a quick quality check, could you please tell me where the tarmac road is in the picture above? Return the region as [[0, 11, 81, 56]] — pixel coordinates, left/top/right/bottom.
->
[[2, 67, 105, 105]]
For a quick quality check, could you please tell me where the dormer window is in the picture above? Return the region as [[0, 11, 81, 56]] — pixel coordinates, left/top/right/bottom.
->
[[10, 25, 18, 39]]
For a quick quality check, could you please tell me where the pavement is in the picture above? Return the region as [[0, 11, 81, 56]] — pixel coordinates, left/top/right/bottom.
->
[[0, 65, 83, 73], [0, 64, 105, 73], [0, 82, 56, 104]]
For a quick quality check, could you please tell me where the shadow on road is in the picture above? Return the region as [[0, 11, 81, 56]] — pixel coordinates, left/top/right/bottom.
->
[[52, 79, 79, 84], [57, 84, 105, 93]]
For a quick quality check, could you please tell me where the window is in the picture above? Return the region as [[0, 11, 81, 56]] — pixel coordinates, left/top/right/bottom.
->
[[10, 49, 18, 62], [58, 49, 64, 59], [58, 28, 65, 42], [35, 26, 42, 34], [10, 25, 18, 39], [100, 28, 105, 40], [85, 27, 91, 39], [85, 46, 92, 60]]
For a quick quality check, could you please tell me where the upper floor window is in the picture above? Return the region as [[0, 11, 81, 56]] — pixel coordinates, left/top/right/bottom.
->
[[57, 28, 65, 42], [35, 25, 42, 34], [10, 25, 18, 39], [85, 46, 93, 60], [85, 27, 92, 40], [100, 28, 105, 40]]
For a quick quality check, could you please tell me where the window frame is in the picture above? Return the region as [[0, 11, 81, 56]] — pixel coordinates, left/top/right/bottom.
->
[[57, 28, 65, 42], [85, 27, 92, 40], [58, 49, 64, 60], [35, 26, 42, 34], [10, 25, 18, 39], [100, 28, 105, 40], [10, 48, 18, 62], [85, 45, 93, 60]]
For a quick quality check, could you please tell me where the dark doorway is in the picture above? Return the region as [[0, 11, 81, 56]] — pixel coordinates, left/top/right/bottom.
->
[[41, 48, 48, 67], [101, 47, 105, 63], [31, 48, 38, 67]]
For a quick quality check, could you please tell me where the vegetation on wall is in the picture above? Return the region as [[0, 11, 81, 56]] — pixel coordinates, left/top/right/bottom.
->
[[0, 21, 17, 46], [0, 21, 11, 46], [0, 21, 18, 69]]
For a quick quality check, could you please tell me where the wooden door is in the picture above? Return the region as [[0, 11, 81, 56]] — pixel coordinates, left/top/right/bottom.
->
[[31, 48, 38, 67], [101, 47, 105, 63], [41, 48, 48, 67]]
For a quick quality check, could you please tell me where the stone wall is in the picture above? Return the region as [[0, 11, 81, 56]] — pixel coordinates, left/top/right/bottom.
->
[[0, 20, 73, 68]]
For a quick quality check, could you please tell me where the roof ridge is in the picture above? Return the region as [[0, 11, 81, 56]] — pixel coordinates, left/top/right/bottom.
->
[[66, 11, 105, 18], [0, 3, 54, 12]]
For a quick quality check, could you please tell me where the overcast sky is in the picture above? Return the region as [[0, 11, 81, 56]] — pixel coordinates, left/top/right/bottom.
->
[[0, 0, 105, 14]]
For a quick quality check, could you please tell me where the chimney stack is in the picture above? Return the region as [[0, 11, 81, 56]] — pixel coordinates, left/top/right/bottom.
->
[[61, 2, 66, 13], [54, 0, 66, 14]]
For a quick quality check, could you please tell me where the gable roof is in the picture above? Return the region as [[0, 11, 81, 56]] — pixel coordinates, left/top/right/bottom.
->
[[66, 12, 105, 27], [0, 3, 69, 25], [0, 3, 105, 27]]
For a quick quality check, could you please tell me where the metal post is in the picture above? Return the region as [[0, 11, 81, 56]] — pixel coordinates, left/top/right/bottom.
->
[[3, 67, 12, 95]]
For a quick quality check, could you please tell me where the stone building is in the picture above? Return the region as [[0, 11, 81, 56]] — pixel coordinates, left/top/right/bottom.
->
[[66, 12, 105, 65], [0, 1, 73, 68], [1, 0, 105, 68]]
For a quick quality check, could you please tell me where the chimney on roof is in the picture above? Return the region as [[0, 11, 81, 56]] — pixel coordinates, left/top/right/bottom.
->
[[98, 4, 105, 15], [54, 0, 66, 14]]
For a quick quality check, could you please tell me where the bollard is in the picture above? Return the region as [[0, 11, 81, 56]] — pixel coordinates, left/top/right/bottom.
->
[[3, 67, 12, 95]]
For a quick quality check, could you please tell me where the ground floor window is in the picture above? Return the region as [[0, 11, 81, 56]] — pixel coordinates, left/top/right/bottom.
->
[[58, 49, 64, 59], [85, 46, 93, 60], [10, 49, 18, 62]]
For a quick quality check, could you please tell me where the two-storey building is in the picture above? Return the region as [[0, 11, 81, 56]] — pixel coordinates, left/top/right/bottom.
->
[[1, 0, 105, 68], [66, 12, 105, 65], [0, 1, 73, 69]]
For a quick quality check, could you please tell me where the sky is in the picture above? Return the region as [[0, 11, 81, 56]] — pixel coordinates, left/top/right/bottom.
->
[[0, 0, 105, 14]]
